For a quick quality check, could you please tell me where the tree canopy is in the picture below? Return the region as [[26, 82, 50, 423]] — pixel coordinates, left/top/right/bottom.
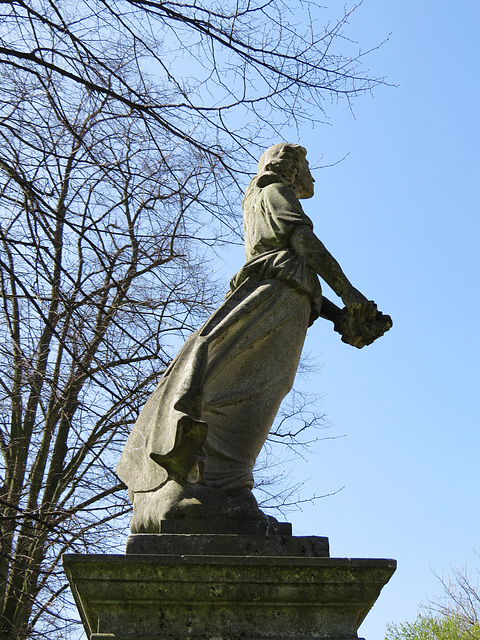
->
[[1, 0, 384, 167]]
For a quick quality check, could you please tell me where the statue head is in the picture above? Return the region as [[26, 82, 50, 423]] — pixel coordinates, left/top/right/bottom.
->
[[255, 143, 313, 198]]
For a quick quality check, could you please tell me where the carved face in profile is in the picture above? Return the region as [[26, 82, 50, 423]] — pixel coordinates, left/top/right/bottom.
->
[[293, 158, 315, 199]]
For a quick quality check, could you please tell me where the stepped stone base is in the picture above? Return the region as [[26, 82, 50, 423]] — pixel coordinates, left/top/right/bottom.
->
[[63, 531, 395, 640]]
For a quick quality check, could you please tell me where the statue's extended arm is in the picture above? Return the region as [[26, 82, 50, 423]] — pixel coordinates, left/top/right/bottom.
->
[[319, 296, 342, 325], [291, 224, 392, 347], [290, 225, 367, 307]]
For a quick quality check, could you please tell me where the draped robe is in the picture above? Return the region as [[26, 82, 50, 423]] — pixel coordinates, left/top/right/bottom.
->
[[116, 180, 322, 494]]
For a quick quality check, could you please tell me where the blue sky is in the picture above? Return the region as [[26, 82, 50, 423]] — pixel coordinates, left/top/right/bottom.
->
[[217, 1, 480, 638]]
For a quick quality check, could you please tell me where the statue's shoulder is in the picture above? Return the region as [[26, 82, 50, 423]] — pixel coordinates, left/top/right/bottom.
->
[[243, 180, 300, 216], [262, 182, 302, 213]]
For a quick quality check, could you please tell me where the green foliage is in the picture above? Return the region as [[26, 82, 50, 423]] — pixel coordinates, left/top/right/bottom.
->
[[386, 554, 480, 640], [386, 613, 480, 640]]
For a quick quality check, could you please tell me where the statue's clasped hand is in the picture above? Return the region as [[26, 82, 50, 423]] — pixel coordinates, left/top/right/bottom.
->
[[334, 299, 392, 349]]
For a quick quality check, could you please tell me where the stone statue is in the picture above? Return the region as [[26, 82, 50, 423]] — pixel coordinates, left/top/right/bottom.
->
[[116, 143, 391, 532]]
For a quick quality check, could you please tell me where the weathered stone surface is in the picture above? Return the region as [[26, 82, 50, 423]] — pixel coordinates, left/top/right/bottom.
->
[[63, 536, 396, 640], [156, 516, 292, 536], [125, 533, 329, 557], [128, 481, 292, 535]]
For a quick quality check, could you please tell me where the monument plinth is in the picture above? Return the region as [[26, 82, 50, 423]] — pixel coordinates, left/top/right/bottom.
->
[[63, 531, 395, 640]]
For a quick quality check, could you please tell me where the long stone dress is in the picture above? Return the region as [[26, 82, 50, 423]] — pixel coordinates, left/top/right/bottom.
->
[[116, 179, 322, 495]]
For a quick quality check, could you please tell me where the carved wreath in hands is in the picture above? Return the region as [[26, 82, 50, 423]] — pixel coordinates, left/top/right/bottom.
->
[[334, 301, 392, 349]]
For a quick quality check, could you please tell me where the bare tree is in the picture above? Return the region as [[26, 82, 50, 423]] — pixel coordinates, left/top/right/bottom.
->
[[0, 1, 385, 637], [0, 73, 224, 639], [431, 554, 480, 630], [0, 0, 385, 170], [386, 554, 480, 640]]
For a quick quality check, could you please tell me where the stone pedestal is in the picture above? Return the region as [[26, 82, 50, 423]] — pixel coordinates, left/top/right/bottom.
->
[[63, 532, 395, 640]]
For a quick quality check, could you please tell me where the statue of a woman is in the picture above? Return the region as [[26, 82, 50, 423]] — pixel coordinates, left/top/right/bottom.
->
[[116, 143, 391, 532]]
